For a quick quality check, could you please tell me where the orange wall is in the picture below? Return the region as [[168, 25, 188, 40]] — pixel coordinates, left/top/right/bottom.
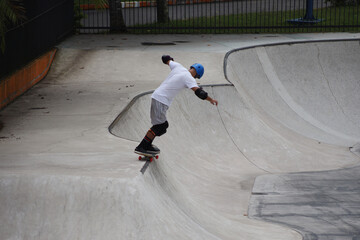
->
[[0, 48, 57, 110]]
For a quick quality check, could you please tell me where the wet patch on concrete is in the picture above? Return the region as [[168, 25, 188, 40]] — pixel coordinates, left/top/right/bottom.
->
[[249, 166, 360, 240], [141, 42, 176, 46]]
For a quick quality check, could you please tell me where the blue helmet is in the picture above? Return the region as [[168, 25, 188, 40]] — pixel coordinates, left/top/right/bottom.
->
[[190, 63, 204, 79]]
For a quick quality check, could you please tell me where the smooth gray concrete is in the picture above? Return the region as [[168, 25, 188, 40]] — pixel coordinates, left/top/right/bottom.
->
[[227, 39, 360, 239], [249, 166, 360, 240], [0, 33, 360, 239], [226, 40, 360, 147]]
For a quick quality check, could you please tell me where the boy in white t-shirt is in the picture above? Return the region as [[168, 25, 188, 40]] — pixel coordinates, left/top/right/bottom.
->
[[135, 55, 218, 156]]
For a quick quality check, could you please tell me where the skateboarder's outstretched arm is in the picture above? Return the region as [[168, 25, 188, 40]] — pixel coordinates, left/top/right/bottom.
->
[[161, 54, 218, 106], [191, 87, 218, 106]]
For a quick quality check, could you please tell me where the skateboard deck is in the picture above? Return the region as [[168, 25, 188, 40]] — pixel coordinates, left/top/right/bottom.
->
[[136, 152, 159, 174]]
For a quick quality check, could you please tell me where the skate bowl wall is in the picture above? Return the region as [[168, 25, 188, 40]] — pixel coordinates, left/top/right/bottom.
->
[[109, 40, 360, 239], [1, 38, 360, 240], [225, 40, 360, 147], [110, 86, 302, 240]]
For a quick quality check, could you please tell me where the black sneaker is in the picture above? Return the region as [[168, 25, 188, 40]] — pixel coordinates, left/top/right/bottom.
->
[[135, 145, 160, 155], [134, 146, 152, 157], [148, 144, 160, 154]]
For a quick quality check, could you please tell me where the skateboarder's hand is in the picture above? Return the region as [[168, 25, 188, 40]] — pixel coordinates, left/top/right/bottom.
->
[[162, 55, 174, 64], [210, 99, 218, 106]]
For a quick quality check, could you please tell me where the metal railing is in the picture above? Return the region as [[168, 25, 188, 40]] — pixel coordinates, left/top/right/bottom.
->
[[75, 0, 360, 33]]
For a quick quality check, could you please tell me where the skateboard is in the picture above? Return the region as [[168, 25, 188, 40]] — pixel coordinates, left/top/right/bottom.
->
[[137, 153, 159, 174]]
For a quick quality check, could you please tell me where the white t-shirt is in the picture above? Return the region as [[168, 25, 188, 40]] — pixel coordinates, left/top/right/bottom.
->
[[152, 61, 198, 106]]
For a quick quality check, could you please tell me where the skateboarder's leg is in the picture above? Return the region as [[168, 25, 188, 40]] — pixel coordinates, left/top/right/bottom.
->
[[135, 121, 168, 154], [135, 99, 168, 154], [151, 121, 169, 137], [137, 129, 156, 149], [146, 128, 156, 141]]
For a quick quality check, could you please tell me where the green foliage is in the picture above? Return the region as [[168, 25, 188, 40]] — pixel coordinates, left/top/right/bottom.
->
[[74, 2, 85, 32], [0, 0, 26, 53], [93, 0, 108, 9], [74, 0, 108, 33], [326, 0, 359, 6]]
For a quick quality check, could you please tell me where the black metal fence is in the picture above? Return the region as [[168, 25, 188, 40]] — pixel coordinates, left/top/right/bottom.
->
[[75, 0, 360, 33], [0, 0, 73, 79]]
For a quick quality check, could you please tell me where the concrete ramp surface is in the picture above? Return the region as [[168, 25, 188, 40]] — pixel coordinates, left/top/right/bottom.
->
[[109, 40, 360, 239], [1, 38, 360, 240], [226, 40, 360, 147]]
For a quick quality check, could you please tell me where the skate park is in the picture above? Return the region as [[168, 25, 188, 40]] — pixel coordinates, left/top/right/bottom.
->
[[0, 33, 360, 239]]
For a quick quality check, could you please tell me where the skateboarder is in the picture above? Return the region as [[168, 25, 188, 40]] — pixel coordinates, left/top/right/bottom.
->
[[134, 55, 218, 156]]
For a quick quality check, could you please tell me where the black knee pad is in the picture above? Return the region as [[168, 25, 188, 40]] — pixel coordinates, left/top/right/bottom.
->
[[151, 121, 169, 137]]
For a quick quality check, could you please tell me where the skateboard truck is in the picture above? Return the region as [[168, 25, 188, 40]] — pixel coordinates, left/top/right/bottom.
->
[[139, 154, 159, 174], [138, 155, 159, 161]]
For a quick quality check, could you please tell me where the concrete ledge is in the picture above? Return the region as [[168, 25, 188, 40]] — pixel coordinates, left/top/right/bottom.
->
[[0, 48, 57, 110]]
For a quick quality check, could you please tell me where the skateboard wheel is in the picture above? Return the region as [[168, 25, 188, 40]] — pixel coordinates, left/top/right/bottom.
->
[[138, 156, 142, 161], [149, 157, 153, 161], [155, 155, 159, 159]]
